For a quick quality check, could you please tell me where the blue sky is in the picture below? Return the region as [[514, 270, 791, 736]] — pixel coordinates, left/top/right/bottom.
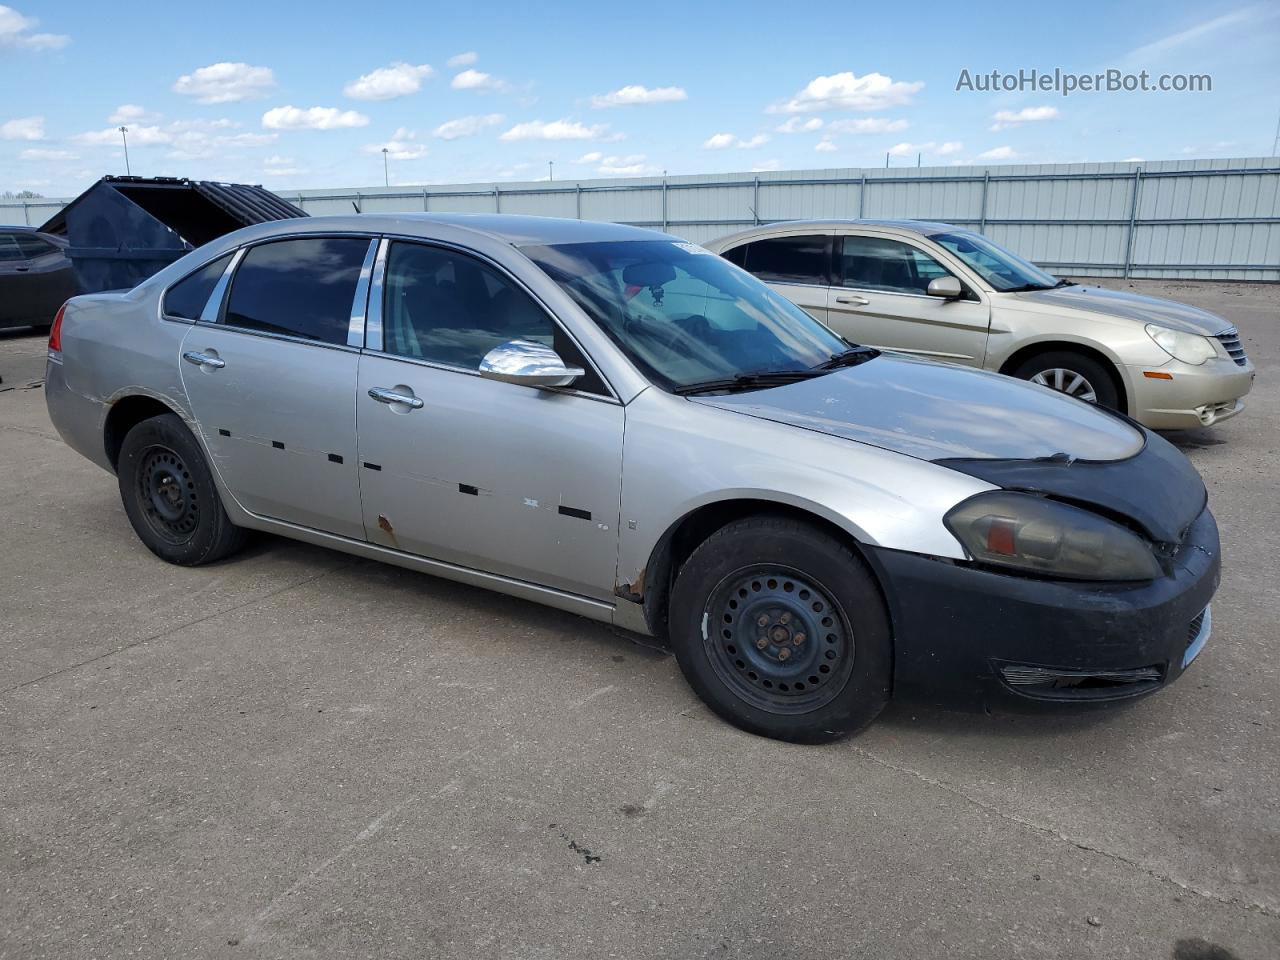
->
[[2, 0, 1278, 198]]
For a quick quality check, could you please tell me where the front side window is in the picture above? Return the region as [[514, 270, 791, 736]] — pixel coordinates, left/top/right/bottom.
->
[[931, 231, 1059, 292], [741, 234, 829, 285], [837, 236, 951, 295], [381, 241, 606, 394], [524, 240, 849, 393], [162, 254, 232, 320], [224, 237, 371, 345]]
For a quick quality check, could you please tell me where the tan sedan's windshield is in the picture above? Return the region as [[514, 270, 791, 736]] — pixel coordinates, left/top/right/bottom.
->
[[525, 240, 849, 391]]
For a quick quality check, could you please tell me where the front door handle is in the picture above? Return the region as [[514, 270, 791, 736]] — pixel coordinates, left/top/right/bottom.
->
[[182, 350, 225, 369], [834, 294, 870, 306], [368, 386, 424, 409]]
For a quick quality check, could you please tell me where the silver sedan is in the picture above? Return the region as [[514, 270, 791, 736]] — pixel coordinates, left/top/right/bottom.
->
[[45, 214, 1219, 741]]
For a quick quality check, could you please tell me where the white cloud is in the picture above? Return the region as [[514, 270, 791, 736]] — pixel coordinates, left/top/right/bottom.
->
[[364, 127, 427, 160], [452, 69, 507, 92], [976, 145, 1018, 161], [0, 115, 44, 140], [990, 105, 1059, 131], [499, 119, 610, 141], [775, 116, 824, 134], [1124, 6, 1267, 63], [344, 62, 434, 101], [264, 155, 307, 176], [590, 84, 687, 108], [771, 71, 923, 113], [0, 6, 69, 50], [75, 124, 172, 146], [751, 159, 783, 172], [108, 104, 158, 125], [827, 117, 908, 134], [577, 151, 603, 163], [216, 131, 276, 146], [888, 140, 963, 158], [447, 51, 478, 67], [596, 153, 659, 176], [262, 106, 369, 130], [702, 132, 768, 149], [432, 113, 505, 140], [815, 138, 837, 153], [1123, 156, 1144, 162], [173, 62, 275, 104], [20, 147, 75, 161]]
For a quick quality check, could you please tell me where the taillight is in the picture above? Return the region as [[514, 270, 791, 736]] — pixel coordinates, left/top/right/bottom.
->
[[49, 302, 66, 352]]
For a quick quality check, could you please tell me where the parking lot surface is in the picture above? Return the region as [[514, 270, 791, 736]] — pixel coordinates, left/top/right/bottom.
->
[[1, 279, 1277, 959]]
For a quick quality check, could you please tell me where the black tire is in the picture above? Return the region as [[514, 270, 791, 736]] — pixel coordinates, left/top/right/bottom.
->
[[117, 413, 248, 566], [1012, 350, 1121, 410], [669, 515, 892, 743]]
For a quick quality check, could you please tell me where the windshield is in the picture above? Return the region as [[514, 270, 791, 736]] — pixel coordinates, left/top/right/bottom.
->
[[931, 231, 1061, 292], [524, 240, 851, 392]]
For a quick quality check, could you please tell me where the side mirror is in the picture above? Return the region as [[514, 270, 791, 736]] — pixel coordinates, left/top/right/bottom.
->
[[479, 339, 584, 388], [926, 276, 964, 299]]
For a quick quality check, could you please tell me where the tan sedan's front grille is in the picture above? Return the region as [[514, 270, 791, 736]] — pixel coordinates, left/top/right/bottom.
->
[[1216, 329, 1248, 366]]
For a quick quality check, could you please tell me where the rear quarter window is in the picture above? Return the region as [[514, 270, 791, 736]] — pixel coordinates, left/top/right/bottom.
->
[[741, 235, 829, 285], [162, 254, 232, 321]]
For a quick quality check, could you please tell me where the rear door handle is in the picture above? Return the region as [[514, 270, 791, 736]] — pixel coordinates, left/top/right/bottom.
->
[[834, 294, 870, 306], [368, 386, 424, 409], [182, 351, 225, 369]]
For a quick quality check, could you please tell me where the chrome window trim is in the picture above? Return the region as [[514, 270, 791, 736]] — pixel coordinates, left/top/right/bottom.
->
[[198, 248, 246, 325], [189, 319, 363, 355], [347, 238, 380, 348], [365, 238, 389, 351], [370, 234, 619, 402]]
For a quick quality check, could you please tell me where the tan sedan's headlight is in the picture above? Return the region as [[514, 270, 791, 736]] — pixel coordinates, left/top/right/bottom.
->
[[944, 492, 1162, 581], [1145, 323, 1217, 365]]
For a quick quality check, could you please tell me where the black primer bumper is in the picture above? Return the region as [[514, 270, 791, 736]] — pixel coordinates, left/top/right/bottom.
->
[[866, 506, 1220, 705]]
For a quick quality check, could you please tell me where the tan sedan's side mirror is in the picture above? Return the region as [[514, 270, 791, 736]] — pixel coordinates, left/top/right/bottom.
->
[[926, 276, 964, 299], [479, 339, 584, 388]]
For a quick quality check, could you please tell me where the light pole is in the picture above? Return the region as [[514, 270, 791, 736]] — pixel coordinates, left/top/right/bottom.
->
[[119, 126, 131, 175], [381, 147, 389, 187]]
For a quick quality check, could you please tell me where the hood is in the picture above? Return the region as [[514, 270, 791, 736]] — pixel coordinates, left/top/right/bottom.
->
[[1011, 285, 1231, 335], [693, 354, 1145, 462]]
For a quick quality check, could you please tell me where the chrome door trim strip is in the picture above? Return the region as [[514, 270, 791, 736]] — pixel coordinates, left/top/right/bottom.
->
[[365, 238, 390, 353], [347, 238, 380, 348]]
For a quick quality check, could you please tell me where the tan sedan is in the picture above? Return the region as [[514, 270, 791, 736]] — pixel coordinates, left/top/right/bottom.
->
[[705, 220, 1255, 429]]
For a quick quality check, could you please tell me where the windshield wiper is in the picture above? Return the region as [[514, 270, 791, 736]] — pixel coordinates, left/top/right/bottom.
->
[[814, 346, 879, 370], [672, 369, 821, 396]]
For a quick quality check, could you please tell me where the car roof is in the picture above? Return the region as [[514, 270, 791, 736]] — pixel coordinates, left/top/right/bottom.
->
[[707, 218, 964, 248], [234, 213, 678, 248]]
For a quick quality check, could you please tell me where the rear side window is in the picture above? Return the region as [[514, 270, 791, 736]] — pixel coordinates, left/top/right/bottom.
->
[[14, 234, 55, 259], [742, 235, 829, 285], [382, 241, 607, 395], [0, 234, 22, 262], [720, 244, 747, 268], [162, 254, 232, 320], [224, 237, 371, 345]]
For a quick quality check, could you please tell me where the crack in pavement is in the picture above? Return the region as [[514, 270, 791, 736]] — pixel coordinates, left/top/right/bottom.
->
[[0, 420, 60, 442], [851, 744, 1279, 921], [0, 568, 339, 697]]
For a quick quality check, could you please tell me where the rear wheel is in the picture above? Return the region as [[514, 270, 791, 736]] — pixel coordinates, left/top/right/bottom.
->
[[669, 515, 892, 743], [117, 413, 247, 565], [1012, 350, 1120, 410]]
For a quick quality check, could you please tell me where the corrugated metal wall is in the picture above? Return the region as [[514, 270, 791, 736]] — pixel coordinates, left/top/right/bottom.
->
[[7, 157, 1278, 280]]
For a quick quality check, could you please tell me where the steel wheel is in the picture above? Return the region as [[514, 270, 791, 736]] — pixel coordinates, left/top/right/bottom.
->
[[703, 565, 855, 715], [135, 444, 200, 544], [1028, 367, 1098, 403]]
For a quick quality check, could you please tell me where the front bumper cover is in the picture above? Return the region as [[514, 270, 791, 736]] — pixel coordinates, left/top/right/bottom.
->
[[866, 506, 1220, 705]]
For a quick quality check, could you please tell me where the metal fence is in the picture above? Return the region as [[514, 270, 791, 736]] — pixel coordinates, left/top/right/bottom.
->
[[7, 157, 1278, 281]]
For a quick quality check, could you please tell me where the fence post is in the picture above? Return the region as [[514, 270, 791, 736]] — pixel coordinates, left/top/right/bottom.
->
[[22, 201, 29, 226], [752, 177, 760, 225], [575, 184, 582, 219], [353, 192, 362, 214], [422, 188, 429, 211], [858, 176, 866, 218], [1123, 166, 1143, 279], [979, 170, 990, 232], [494, 185, 501, 213], [662, 177, 668, 230]]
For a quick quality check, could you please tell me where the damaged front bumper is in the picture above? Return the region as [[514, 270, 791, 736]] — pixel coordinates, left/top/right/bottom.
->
[[865, 506, 1220, 706]]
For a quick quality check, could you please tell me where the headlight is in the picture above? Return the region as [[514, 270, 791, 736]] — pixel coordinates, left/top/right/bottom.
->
[[1145, 324, 1216, 365], [944, 491, 1161, 581]]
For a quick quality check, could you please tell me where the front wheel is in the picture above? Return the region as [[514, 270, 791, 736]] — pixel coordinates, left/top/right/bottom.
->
[[117, 413, 248, 565], [1012, 350, 1121, 410], [669, 515, 892, 743]]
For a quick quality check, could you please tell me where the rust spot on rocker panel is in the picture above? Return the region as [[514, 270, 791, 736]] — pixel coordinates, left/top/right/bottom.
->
[[614, 564, 645, 604], [377, 514, 398, 549]]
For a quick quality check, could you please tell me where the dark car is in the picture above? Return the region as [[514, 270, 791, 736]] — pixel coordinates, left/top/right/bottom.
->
[[0, 227, 78, 331]]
